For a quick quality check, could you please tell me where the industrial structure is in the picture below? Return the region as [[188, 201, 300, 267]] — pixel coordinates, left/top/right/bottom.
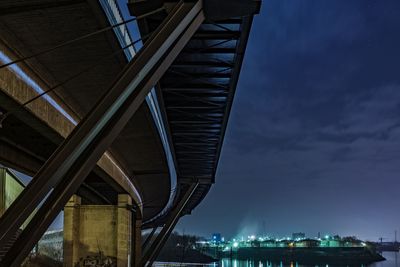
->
[[0, 0, 260, 266]]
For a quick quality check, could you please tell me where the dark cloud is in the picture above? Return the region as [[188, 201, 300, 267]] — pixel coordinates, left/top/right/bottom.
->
[[178, 0, 400, 241]]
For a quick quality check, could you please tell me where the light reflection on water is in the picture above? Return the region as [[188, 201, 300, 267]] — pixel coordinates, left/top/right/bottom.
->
[[154, 252, 399, 267]]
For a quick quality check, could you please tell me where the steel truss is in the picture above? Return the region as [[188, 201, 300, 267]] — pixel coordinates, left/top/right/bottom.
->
[[139, 182, 199, 267]]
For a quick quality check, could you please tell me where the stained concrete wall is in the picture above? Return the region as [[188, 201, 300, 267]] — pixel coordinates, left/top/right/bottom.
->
[[0, 168, 24, 217], [0, 168, 40, 230], [0, 45, 142, 206], [117, 194, 132, 266], [64, 194, 133, 267]]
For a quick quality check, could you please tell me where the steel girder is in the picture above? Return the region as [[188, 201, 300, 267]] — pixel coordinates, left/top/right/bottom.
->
[[142, 226, 158, 253], [139, 182, 199, 267], [0, 1, 204, 265]]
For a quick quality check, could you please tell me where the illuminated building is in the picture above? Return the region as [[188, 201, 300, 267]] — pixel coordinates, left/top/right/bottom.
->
[[292, 232, 306, 240]]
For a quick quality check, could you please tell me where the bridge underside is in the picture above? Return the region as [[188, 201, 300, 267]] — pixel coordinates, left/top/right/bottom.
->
[[130, 0, 259, 226], [0, 0, 170, 219], [0, 89, 148, 205]]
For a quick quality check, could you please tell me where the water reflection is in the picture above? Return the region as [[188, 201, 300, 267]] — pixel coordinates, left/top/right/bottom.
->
[[220, 259, 301, 267], [218, 252, 399, 267], [154, 252, 398, 267], [369, 252, 398, 267]]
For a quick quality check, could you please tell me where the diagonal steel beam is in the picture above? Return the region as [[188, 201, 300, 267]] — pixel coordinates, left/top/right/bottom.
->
[[0, 1, 204, 265], [142, 227, 158, 253], [139, 182, 199, 267]]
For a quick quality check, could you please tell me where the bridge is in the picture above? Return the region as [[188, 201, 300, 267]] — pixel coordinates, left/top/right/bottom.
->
[[0, 0, 260, 266]]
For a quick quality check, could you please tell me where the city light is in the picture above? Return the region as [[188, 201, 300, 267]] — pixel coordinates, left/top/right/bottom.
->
[[203, 233, 368, 249]]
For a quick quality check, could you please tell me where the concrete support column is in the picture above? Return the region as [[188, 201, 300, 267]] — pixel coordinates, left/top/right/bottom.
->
[[63, 194, 135, 267], [63, 195, 81, 267], [117, 194, 132, 267]]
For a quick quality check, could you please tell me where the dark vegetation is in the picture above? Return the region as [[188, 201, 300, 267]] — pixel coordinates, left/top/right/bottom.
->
[[143, 231, 216, 263]]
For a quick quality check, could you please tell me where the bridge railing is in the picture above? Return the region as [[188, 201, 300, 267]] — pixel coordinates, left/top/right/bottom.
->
[[99, 0, 178, 222]]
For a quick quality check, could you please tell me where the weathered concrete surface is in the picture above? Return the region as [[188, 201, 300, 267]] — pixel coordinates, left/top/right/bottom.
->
[[0, 0, 174, 219], [63, 195, 81, 267], [0, 0, 173, 216], [0, 44, 142, 208], [0, 168, 24, 217], [64, 194, 134, 267], [117, 194, 132, 267]]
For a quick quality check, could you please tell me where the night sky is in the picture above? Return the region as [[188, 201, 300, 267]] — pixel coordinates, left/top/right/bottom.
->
[[176, 0, 400, 242]]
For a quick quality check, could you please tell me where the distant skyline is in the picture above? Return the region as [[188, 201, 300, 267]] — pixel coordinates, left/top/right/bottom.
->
[[176, 0, 400, 242]]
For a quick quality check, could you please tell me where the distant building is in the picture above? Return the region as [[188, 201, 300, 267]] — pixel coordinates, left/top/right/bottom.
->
[[277, 240, 292, 247], [212, 233, 222, 243], [0, 167, 25, 217], [0, 167, 36, 229], [292, 232, 306, 240], [320, 239, 342, 247], [1, 167, 63, 261], [260, 240, 277, 248], [37, 230, 63, 261], [295, 239, 319, 247]]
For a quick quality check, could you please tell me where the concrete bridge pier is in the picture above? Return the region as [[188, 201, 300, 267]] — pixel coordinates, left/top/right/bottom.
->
[[64, 194, 141, 267]]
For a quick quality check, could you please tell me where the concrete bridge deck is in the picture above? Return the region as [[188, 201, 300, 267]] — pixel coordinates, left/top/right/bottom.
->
[[0, 0, 171, 219]]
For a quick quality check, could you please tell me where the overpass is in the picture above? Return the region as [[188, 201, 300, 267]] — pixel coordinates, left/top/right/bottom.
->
[[0, 0, 260, 266]]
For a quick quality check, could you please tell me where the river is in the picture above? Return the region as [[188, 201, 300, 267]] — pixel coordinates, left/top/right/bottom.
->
[[155, 251, 399, 267], [369, 251, 399, 267]]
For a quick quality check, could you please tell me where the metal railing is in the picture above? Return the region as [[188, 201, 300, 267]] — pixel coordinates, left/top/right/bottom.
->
[[99, 0, 178, 222]]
